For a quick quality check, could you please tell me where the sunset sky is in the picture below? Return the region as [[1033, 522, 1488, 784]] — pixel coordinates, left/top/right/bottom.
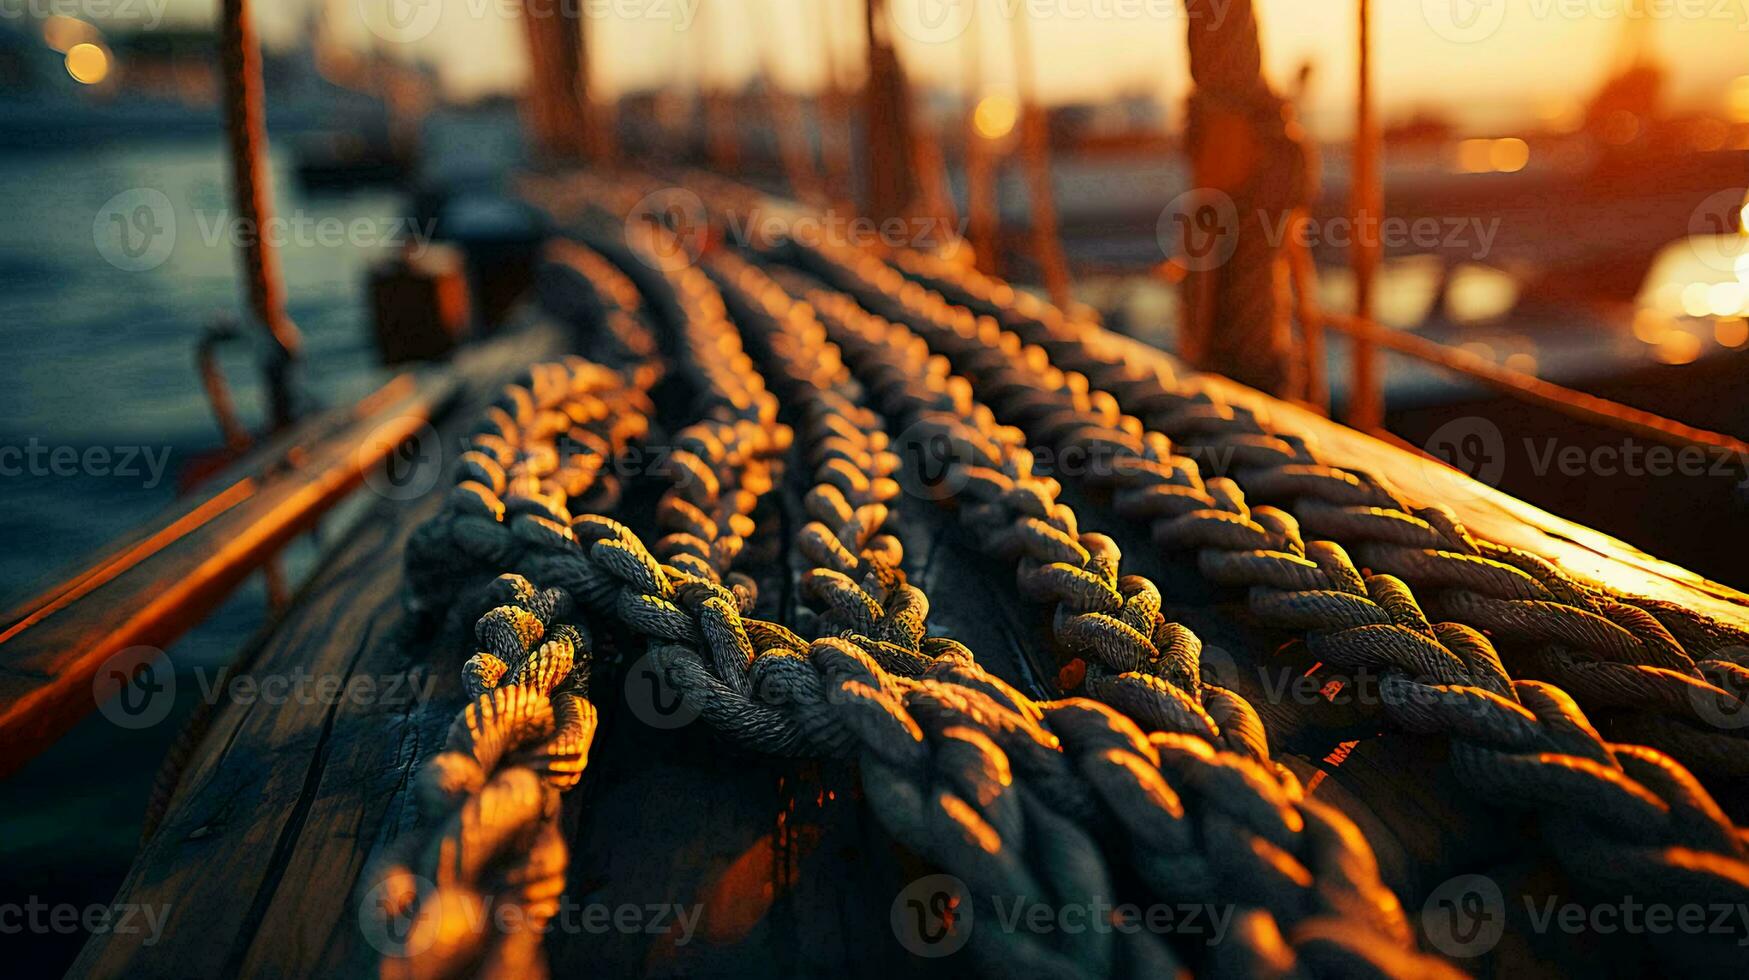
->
[[157, 0, 1749, 137]]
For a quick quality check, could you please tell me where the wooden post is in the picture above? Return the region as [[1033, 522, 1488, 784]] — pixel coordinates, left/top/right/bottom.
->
[[518, 0, 601, 162], [1349, 0, 1384, 429], [1008, 6, 1073, 310], [219, 0, 302, 430]]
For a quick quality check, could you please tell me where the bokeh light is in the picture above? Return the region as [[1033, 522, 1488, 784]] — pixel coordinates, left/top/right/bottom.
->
[[64, 43, 110, 86]]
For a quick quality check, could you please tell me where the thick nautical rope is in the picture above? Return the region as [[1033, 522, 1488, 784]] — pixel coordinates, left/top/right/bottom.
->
[[787, 241, 1749, 970], [781, 265, 1272, 761], [860, 244, 1749, 792], [374, 576, 595, 980], [392, 222, 1452, 976], [710, 257, 1457, 977], [701, 251, 919, 646], [372, 245, 667, 979], [464, 237, 1196, 973], [403, 248, 662, 625]]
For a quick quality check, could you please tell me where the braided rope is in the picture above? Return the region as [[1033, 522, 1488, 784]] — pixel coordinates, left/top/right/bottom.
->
[[380, 215, 1466, 976], [370, 244, 674, 979], [373, 576, 594, 980], [703, 253, 1458, 976], [884, 245, 1749, 793], [781, 238, 1749, 970]]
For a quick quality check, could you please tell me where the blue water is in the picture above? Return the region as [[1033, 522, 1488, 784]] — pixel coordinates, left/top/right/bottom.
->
[[0, 138, 411, 974], [0, 140, 400, 606]]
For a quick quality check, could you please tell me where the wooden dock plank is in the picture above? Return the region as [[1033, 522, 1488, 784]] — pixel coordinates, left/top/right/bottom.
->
[[66, 324, 567, 979]]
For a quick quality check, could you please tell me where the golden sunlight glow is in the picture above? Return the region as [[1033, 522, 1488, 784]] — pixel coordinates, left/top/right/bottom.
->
[[1489, 138, 1530, 173], [1458, 138, 1528, 174], [65, 43, 110, 85], [1503, 352, 1538, 375], [41, 15, 98, 53], [1707, 282, 1745, 317], [1633, 308, 1672, 344], [1730, 76, 1749, 124], [1656, 331, 1702, 365], [1680, 283, 1713, 318], [1457, 139, 1492, 174], [972, 93, 1019, 141]]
